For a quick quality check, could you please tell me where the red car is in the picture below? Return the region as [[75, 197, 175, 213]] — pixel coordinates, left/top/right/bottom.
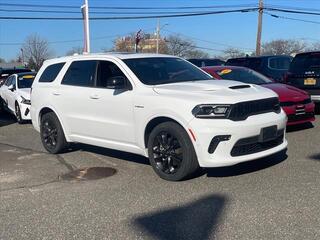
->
[[202, 66, 315, 126]]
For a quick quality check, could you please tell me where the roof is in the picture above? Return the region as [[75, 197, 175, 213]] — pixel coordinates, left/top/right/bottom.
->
[[227, 55, 292, 61], [44, 52, 176, 64]]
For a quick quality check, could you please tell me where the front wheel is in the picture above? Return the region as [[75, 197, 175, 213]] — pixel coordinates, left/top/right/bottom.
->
[[147, 122, 199, 181], [15, 103, 24, 124], [40, 112, 68, 154]]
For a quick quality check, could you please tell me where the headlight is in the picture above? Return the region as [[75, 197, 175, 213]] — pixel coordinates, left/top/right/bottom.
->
[[21, 96, 31, 105], [192, 104, 231, 118]]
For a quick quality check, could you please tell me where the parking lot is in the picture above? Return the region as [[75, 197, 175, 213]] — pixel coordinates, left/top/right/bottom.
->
[[0, 111, 319, 240]]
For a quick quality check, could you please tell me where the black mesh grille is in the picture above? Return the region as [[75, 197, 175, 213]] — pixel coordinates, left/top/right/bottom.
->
[[228, 97, 281, 121], [231, 130, 284, 157]]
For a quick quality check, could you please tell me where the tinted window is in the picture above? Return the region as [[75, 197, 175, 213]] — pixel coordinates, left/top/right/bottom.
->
[[17, 73, 36, 89], [268, 57, 291, 70], [5, 76, 14, 86], [96, 61, 127, 88], [62, 60, 97, 87], [214, 68, 272, 85], [227, 58, 262, 71], [124, 57, 212, 85], [39, 62, 65, 82], [188, 59, 224, 67], [289, 53, 320, 74]]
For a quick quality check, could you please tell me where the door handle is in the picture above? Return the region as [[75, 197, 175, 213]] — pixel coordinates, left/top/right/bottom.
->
[[52, 92, 61, 96], [90, 94, 100, 99]]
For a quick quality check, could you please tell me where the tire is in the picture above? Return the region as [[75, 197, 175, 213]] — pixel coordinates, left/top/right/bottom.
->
[[15, 103, 24, 124], [147, 121, 199, 181], [40, 112, 68, 154]]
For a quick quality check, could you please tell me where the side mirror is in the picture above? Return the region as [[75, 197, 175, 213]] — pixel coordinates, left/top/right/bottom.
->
[[8, 84, 16, 91], [107, 76, 127, 89]]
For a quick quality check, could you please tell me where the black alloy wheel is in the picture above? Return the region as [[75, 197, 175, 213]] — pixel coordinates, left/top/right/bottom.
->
[[148, 121, 199, 181], [40, 112, 68, 154], [41, 118, 58, 150], [152, 131, 183, 174]]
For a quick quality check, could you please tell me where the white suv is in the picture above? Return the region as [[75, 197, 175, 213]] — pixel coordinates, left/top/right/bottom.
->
[[31, 53, 288, 181]]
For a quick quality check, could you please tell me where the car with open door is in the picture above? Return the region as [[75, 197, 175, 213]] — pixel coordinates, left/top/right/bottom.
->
[[202, 66, 315, 126], [0, 72, 35, 123]]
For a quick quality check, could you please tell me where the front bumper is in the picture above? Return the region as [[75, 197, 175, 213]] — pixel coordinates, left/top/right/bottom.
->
[[282, 103, 315, 126], [19, 103, 31, 120], [188, 111, 288, 168]]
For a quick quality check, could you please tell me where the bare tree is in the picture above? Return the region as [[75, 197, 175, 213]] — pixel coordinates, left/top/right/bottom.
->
[[262, 39, 306, 56], [165, 35, 208, 58], [21, 34, 52, 71], [306, 42, 320, 52], [66, 46, 83, 56], [223, 48, 246, 59]]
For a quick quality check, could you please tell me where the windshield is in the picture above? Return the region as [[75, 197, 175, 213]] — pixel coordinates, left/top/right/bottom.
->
[[289, 53, 320, 74], [215, 68, 273, 85], [17, 74, 36, 88], [123, 57, 212, 85]]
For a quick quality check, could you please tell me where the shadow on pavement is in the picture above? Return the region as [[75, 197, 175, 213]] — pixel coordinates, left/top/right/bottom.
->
[[205, 149, 287, 178], [309, 153, 320, 161], [286, 122, 314, 133], [0, 111, 16, 127], [132, 194, 226, 240], [77, 143, 150, 165]]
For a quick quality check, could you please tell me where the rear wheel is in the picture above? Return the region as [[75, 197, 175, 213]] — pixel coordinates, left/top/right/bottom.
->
[[147, 122, 199, 181], [40, 112, 68, 154]]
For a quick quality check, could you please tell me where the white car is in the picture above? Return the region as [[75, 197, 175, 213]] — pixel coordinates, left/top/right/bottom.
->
[[0, 72, 35, 123], [31, 53, 288, 181]]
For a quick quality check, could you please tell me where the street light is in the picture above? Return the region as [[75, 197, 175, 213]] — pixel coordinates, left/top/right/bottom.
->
[[156, 19, 169, 54]]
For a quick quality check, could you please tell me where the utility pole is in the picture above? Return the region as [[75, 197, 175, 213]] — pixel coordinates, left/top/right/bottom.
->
[[255, 0, 263, 56], [156, 19, 160, 54], [81, 0, 90, 53]]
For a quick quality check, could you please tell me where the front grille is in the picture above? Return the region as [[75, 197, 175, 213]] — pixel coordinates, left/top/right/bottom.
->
[[280, 98, 312, 107], [287, 112, 314, 122], [228, 97, 281, 121], [231, 129, 284, 157]]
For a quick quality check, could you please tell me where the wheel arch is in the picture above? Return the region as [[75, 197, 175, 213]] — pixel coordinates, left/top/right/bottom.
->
[[38, 107, 70, 142], [144, 116, 192, 148]]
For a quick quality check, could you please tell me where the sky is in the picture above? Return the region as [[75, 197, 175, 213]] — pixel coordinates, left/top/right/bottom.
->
[[0, 0, 320, 61]]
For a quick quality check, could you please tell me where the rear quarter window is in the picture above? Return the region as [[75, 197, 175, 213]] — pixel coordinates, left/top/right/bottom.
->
[[39, 62, 65, 82], [268, 57, 291, 70]]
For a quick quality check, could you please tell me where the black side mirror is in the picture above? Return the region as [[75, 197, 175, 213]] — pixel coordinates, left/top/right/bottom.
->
[[107, 76, 127, 89]]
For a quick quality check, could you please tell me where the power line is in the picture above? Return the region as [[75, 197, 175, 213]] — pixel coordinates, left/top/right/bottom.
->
[[265, 7, 320, 16], [0, 8, 256, 15], [163, 29, 254, 51], [265, 12, 320, 25], [0, 2, 258, 10], [0, 8, 258, 20]]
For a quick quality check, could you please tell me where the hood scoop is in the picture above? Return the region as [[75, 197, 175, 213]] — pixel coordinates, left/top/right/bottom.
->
[[229, 85, 251, 90]]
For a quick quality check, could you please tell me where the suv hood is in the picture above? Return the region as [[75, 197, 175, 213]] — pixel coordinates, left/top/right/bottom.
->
[[152, 80, 277, 104], [17, 88, 31, 100]]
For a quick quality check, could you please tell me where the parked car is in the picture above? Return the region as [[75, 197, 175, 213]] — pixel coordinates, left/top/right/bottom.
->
[[202, 66, 315, 126], [0, 72, 35, 123], [226, 55, 292, 82], [286, 51, 320, 103], [187, 58, 225, 67], [31, 53, 287, 181], [0, 67, 31, 86]]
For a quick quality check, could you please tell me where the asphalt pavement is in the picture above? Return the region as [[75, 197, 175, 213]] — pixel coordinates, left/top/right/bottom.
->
[[0, 111, 319, 240]]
